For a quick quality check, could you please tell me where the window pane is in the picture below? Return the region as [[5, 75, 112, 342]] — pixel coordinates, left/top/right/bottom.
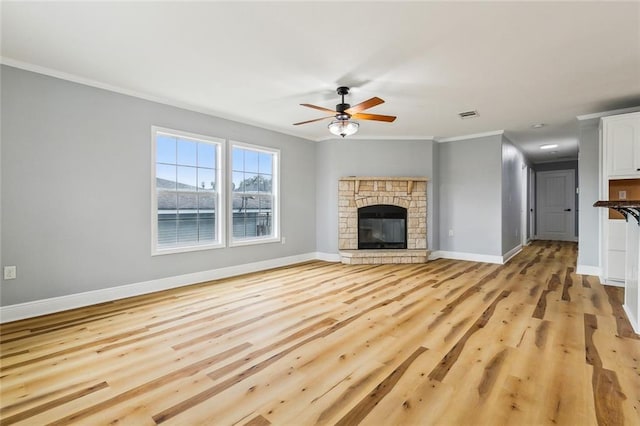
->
[[259, 173, 272, 193], [157, 135, 176, 164], [244, 150, 259, 173], [232, 171, 245, 192], [199, 213, 215, 241], [233, 214, 247, 238], [157, 189, 177, 211], [197, 168, 215, 191], [156, 164, 176, 189], [233, 192, 258, 213], [259, 195, 272, 214], [177, 139, 197, 166], [257, 195, 273, 237], [198, 192, 215, 211], [158, 214, 177, 246], [232, 147, 244, 171], [256, 213, 271, 236], [197, 143, 215, 168], [259, 152, 272, 174], [199, 193, 216, 242], [177, 166, 197, 189], [178, 192, 198, 211], [242, 173, 258, 192], [177, 214, 198, 242]]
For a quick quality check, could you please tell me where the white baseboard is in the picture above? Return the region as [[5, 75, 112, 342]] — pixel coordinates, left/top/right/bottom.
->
[[429, 250, 504, 264], [502, 245, 523, 263], [604, 280, 625, 288], [314, 252, 341, 262], [576, 264, 602, 277], [0, 252, 318, 323], [622, 303, 640, 334]]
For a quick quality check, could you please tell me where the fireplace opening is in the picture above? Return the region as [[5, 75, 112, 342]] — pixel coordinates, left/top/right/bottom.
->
[[358, 204, 407, 249]]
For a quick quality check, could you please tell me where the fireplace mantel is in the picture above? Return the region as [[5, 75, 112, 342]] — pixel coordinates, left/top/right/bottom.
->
[[341, 176, 429, 195], [338, 176, 429, 264]]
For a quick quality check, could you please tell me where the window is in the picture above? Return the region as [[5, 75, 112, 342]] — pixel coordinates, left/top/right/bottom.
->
[[230, 142, 279, 245], [152, 127, 224, 254]]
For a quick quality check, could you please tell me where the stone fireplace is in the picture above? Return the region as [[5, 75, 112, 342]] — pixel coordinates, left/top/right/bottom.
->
[[339, 176, 429, 264]]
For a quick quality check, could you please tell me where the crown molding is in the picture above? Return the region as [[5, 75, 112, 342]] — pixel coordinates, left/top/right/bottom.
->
[[316, 135, 436, 142], [576, 106, 640, 121], [435, 130, 504, 143]]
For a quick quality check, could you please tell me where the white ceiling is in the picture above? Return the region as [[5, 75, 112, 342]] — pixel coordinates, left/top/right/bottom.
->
[[2, 1, 640, 163]]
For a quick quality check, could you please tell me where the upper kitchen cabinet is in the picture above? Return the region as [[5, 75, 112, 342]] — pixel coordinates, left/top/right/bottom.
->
[[603, 112, 640, 178]]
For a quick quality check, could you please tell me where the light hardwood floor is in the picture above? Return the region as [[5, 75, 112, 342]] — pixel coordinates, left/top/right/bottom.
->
[[1, 241, 639, 425]]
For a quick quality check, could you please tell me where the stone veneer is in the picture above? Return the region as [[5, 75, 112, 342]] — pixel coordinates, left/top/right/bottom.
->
[[338, 176, 429, 264]]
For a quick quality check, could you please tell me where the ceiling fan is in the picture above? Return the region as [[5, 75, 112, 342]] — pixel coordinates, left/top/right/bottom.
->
[[293, 86, 396, 137]]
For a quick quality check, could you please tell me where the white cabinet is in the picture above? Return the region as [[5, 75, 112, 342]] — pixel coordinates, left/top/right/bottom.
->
[[603, 112, 640, 177], [601, 111, 640, 284], [625, 220, 640, 333], [607, 219, 626, 282]]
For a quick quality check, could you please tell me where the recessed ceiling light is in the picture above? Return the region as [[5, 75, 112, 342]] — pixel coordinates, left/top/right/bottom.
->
[[531, 123, 545, 129], [540, 144, 558, 150]]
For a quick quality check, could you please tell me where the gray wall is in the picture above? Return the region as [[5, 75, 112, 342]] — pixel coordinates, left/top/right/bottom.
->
[[534, 160, 579, 237], [1, 66, 316, 305], [501, 137, 525, 255], [438, 135, 502, 256], [577, 119, 600, 269], [315, 138, 435, 254]]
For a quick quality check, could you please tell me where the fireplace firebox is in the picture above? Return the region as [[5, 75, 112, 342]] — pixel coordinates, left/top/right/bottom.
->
[[358, 204, 407, 249]]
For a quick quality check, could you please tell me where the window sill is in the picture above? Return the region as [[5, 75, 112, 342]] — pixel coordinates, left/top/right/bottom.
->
[[152, 242, 225, 256], [229, 236, 280, 248]]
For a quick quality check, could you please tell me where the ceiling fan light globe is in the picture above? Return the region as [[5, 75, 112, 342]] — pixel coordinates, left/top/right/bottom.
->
[[328, 120, 359, 137]]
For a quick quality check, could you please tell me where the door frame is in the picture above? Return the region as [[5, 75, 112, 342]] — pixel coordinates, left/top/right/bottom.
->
[[535, 169, 577, 241], [521, 164, 529, 245], [529, 167, 536, 241]]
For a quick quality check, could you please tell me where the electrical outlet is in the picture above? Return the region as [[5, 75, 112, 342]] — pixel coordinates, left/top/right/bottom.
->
[[448, 229, 454, 237], [4, 266, 17, 280], [619, 190, 627, 200], [281, 237, 286, 245]]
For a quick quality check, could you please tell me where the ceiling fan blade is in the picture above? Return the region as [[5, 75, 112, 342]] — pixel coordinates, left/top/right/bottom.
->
[[351, 112, 397, 122], [345, 97, 384, 114], [293, 116, 334, 126], [300, 103, 337, 114]]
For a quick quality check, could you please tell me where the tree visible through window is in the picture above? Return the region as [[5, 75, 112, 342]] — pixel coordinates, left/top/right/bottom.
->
[[153, 128, 223, 253], [231, 144, 278, 242]]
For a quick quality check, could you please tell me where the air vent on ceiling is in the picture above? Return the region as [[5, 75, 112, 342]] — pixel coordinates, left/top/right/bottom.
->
[[458, 110, 479, 119]]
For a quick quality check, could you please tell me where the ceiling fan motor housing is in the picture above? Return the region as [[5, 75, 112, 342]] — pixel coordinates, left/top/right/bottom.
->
[[336, 104, 351, 121]]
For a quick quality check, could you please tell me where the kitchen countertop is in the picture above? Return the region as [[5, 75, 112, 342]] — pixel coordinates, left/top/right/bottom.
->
[[594, 200, 640, 224], [593, 200, 640, 208]]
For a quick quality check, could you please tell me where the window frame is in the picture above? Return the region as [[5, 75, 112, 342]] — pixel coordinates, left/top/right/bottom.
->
[[228, 140, 280, 247], [151, 126, 226, 256]]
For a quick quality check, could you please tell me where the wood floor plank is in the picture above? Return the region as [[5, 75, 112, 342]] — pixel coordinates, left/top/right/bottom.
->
[[1, 241, 638, 425]]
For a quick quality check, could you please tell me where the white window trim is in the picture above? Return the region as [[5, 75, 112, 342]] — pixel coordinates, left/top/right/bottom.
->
[[151, 126, 226, 256], [228, 140, 280, 247]]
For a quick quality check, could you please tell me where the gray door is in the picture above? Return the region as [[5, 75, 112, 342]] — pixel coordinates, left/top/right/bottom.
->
[[536, 170, 575, 241]]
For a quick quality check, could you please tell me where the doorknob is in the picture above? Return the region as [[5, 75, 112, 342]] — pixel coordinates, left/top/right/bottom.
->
[[564, 208, 572, 211]]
